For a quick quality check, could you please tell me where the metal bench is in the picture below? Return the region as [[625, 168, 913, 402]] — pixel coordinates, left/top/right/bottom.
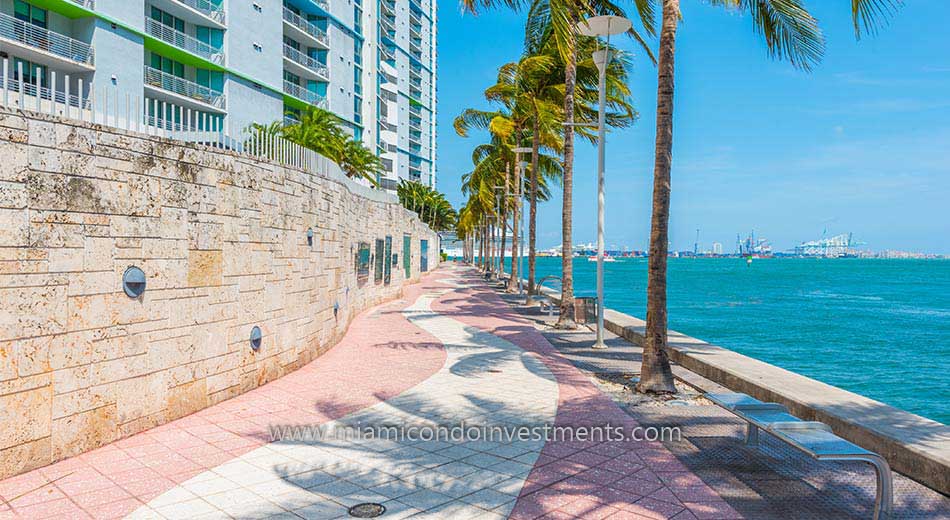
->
[[707, 392, 893, 520], [534, 275, 561, 317]]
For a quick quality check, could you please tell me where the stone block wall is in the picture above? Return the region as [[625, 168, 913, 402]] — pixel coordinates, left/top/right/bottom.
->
[[0, 108, 439, 479]]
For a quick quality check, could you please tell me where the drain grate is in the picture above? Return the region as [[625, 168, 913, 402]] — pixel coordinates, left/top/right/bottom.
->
[[348, 503, 386, 518]]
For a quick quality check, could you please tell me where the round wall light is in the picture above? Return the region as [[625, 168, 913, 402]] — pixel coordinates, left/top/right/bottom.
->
[[307, 228, 314, 246], [250, 326, 262, 351], [122, 266, 147, 298]]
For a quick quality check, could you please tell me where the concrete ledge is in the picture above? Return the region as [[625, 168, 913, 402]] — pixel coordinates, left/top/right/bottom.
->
[[531, 284, 950, 495]]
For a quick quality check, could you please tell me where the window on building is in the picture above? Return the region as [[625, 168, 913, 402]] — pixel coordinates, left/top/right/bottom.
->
[[284, 70, 301, 85], [283, 36, 300, 50], [195, 69, 223, 91], [14, 1, 46, 28], [150, 53, 185, 78], [196, 26, 223, 49], [12, 58, 47, 88], [150, 7, 185, 32]]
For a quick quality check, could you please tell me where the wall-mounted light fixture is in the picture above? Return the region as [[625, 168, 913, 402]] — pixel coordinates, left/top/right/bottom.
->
[[307, 228, 314, 246], [250, 326, 262, 351], [122, 266, 146, 298]]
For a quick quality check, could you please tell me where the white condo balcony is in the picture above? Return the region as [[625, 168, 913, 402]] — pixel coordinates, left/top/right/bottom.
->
[[283, 80, 327, 108], [0, 12, 95, 71], [67, 0, 95, 9], [144, 66, 225, 111], [283, 44, 329, 81], [153, 0, 227, 28], [145, 17, 224, 64], [282, 7, 329, 50]]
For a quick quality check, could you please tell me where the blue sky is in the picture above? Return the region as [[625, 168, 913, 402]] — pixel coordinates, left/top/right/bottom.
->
[[434, 1, 950, 254]]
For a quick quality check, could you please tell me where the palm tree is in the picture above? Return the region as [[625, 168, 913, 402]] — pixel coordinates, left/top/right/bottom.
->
[[637, 0, 899, 394], [464, 0, 654, 326], [247, 106, 382, 185], [455, 103, 525, 289], [397, 180, 457, 231]]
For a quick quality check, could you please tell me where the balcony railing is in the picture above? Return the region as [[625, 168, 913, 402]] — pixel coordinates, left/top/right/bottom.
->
[[379, 45, 395, 62], [282, 7, 328, 47], [0, 12, 95, 67], [67, 0, 95, 9], [409, 10, 422, 25], [172, 0, 226, 25], [314, 0, 329, 11], [283, 80, 326, 107], [145, 17, 223, 64], [379, 17, 396, 35], [144, 66, 225, 108], [283, 44, 329, 79]]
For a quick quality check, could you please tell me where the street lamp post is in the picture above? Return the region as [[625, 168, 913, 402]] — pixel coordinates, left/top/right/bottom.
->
[[512, 147, 532, 295], [576, 15, 631, 350], [493, 185, 505, 279]]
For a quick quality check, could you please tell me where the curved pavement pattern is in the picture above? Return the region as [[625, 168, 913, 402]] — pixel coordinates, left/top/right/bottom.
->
[[0, 266, 740, 519], [127, 281, 560, 519]]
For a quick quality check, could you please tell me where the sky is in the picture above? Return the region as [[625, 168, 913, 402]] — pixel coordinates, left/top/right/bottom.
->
[[434, 0, 950, 254]]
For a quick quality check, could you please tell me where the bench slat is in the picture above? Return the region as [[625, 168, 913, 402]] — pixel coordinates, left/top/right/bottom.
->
[[769, 426, 874, 458]]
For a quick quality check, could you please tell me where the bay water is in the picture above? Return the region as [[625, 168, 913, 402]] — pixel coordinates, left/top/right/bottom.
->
[[525, 257, 949, 424]]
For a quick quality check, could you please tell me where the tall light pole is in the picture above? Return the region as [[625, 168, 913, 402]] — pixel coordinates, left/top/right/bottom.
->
[[577, 15, 631, 350], [512, 147, 532, 294], [493, 185, 505, 279]]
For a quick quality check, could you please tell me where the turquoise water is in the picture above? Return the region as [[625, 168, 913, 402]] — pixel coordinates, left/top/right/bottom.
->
[[527, 257, 949, 424]]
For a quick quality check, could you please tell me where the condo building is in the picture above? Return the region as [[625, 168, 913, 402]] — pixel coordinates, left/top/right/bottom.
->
[[0, 0, 436, 189]]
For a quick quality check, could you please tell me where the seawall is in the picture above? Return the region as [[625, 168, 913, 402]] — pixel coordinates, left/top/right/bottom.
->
[[0, 107, 439, 479], [531, 283, 950, 495]]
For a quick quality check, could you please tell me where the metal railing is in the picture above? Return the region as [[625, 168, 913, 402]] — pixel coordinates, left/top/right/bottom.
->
[[172, 0, 226, 25], [314, 0, 330, 11], [282, 7, 328, 47], [379, 45, 395, 62], [283, 44, 329, 79], [0, 59, 396, 203], [2, 76, 89, 109], [0, 12, 95, 66], [144, 66, 225, 108], [144, 17, 223, 64], [409, 10, 422, 25], [379, 17, 396, 33], [408, 120, 421, 132], [67, 0, 95, 9], [283, 80, 326, 107]]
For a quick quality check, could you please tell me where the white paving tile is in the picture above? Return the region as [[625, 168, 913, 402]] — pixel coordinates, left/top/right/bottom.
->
[[130, 289, 559, 519]]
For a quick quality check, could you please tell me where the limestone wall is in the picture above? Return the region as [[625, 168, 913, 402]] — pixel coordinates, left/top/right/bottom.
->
[[0, 108, 440, 479]]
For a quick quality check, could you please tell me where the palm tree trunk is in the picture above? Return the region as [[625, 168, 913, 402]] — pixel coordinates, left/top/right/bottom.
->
[[507, 156, 521, 292], [527, 112, 541, 303], [638, 0, 679, 394], [555, 40, 578, 329]]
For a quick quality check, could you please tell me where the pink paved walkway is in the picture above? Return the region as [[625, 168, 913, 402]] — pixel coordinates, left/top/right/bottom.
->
[[0, 279, 446, 519], [0, 266, 738, 519], [432, 269, 741, 520]]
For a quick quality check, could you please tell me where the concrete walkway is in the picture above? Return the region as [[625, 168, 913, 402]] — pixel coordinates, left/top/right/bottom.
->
[[0, 266, 738, 519]]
